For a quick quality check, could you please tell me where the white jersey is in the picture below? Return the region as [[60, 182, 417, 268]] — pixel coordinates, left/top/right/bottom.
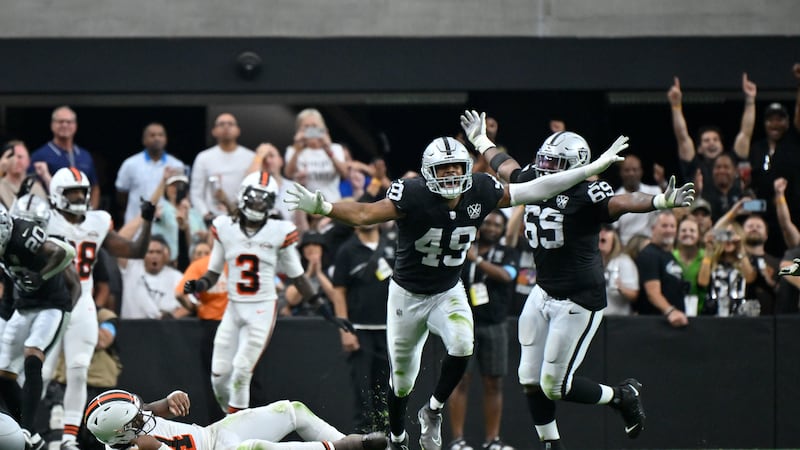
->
[[47, 210, 113, 295], [209, 216, 304, 303], [104, 412, 210, 450]]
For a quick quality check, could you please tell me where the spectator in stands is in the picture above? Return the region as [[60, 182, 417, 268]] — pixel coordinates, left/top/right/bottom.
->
[[115, 122, 186, 224], [176, 243, 228, 423], [118, 235, 188, 319], [448, 210, 517, 450], [672, 216, 706, 316], [190, 113, 254, 223], [285, 232, 335, 316], [734, 65, 800, 257], [150, 167, 207, 270], [635, 211, 690, 327], [688, 198, 714, 237], [39, 308, 122, 450], [330, 211, 393, 433], [741, 213, 780, 315], [0, 141, 47, 209], [30, 106, 101, 209], [667, 76, 750, 186], [775, 177, 800, 250], [613, 155, 662, 245], [284, 108, 349, 202], [700, 153, 742, 222], [599, 225, 638, 316], [698, 219, 756, 316]]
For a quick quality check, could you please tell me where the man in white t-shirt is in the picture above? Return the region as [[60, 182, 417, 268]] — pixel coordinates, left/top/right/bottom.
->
[[614, 155, 663, 245], [190, 113, 255, 222], [115, 122, 186, 223], [119, 235, 187, 319], [284, 108, 349, 202]]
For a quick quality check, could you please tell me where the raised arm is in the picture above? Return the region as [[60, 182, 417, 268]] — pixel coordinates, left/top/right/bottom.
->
[[103, 201, 154, 259], [667, 76, 696, 163], [733, 73, 757, 160], [774, 177, 800, 248], [794, 63, 800, 132]]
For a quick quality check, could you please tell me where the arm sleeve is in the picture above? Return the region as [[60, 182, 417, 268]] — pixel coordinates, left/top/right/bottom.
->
[[508, 167, 592, 205], [207, 239, 225, 274]]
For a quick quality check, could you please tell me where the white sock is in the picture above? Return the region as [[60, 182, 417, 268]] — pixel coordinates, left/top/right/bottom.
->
[[391, 431, 407, 443], [535, 420, 560, 441], [429, 396, 444, 410], [598, 384, 615, 404]]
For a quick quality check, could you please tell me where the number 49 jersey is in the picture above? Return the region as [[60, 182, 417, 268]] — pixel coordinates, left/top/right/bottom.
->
[[519, 171, 615, 310], [47, 210, 112, 295], [208, 216, 304, 303], [388, 174, 505, 295]]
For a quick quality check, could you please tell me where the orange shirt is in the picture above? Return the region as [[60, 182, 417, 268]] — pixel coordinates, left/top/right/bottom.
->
[[176, 255, 229, 321]]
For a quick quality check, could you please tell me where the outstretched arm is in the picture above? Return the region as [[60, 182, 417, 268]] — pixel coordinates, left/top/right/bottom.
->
[[104, 200, 155, 258], [606, 175, 695, 220], [285, 184, 402, 226]]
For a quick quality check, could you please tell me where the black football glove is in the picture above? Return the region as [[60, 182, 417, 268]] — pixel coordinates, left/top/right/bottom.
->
[[183, 278, 209, 294], [307, 293, 355, 333], [140, 197, 156, 222]]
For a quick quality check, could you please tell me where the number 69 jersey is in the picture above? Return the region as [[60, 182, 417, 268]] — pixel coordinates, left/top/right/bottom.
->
[[47, 209, 113, 294], [208, 216, 304, 303], [388, 174, 505, 295], [519, 173, 615, 311]]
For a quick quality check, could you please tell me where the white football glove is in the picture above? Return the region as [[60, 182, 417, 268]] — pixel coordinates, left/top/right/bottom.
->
[[284, 182, 333, 215], [582, 135, 628, 178], [653, 175, 695, 209], [779, 258, 800, 277], [459, 110, 495, 154]]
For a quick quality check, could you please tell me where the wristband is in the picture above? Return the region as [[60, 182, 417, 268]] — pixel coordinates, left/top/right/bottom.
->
[[776, 196, 787, 206], [702, 257, 712, 265], [321, 201, 333, 215], [652, 194, 667, 210], [489, 152, 513, 173], [671, 104, 682, 110], [663, 306, 676, 316], [471, 135, 496, 155]]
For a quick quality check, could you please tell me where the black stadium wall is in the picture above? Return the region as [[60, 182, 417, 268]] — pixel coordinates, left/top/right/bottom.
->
[[0, 37, 798, 93], [117, 316, 800, 450]]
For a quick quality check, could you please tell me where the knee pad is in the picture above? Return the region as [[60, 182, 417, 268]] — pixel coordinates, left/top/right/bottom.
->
[[540, 374, 562, 401]]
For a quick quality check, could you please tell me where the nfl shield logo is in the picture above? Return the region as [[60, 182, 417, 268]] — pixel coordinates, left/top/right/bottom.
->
[[556, 195, 569, 209], [467, 203, 481, 219]]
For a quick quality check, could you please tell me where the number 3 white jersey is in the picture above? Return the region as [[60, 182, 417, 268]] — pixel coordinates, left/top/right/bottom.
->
[[47, 210, 113, 295], [208, 216, 304, 303]]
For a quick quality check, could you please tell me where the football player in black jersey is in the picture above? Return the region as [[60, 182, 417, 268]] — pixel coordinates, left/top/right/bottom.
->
[[461, 110, 695, 449], [286, 132, 630, 450], [0, 196, 79, 450]]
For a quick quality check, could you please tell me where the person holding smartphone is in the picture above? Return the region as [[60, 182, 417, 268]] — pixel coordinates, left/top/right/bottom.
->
[[285, 108, 350, 202]]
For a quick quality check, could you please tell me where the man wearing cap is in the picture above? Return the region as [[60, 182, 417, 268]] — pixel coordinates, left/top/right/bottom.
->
[[115, 122, 187, 223], [734, 64, 800, 256], [688, 198, 713, 237]]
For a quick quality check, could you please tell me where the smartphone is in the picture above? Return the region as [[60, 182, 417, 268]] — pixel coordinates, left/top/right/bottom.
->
[[714, 229, 734, 242], [304, 126, 325, 139], [742, 199, 767, 213]]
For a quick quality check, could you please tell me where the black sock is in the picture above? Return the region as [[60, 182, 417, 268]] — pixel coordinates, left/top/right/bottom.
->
[[387, 389, 409, 437], [0, 375, 21, 421], [21, 355, 43, 430], [432, 355, 470, 407], [562, 376, 602, 404], [525, 387, 556, 425]]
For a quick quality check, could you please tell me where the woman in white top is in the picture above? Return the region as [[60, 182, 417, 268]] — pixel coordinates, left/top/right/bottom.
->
[[599, 224, 640, 315], [284, 108, 350, 201]]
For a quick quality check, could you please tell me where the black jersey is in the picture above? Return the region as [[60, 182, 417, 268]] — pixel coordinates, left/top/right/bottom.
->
[[517, 166, 614, 310], [388, 174, 505, 295], [2, 218, 72, 311]]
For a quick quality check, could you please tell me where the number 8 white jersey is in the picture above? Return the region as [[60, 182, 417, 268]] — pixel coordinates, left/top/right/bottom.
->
[[47, 210, 113, 296], [208, 216, 304, 303]]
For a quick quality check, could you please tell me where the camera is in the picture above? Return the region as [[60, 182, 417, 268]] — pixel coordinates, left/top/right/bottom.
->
[[713, 229, 734, 242], [304, 127, 325, 140]]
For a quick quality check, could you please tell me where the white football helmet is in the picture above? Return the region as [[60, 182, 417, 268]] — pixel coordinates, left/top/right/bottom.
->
[[421, 137, 473, 199], [237, 171, 278, 222], [84, 390, 152, 447], [49, 167, 91, 215], [535, 131, 591, 177], [0, 205, 13, 257], [10, 194, 52, 228]]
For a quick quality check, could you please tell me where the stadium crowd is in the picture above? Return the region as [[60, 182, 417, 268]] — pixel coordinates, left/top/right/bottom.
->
[[0, 63, 799, 450]]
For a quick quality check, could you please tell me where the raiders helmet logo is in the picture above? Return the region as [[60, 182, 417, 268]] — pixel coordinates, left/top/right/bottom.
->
[[556, 195, 570, 209], [467, 203, 481, 219]]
